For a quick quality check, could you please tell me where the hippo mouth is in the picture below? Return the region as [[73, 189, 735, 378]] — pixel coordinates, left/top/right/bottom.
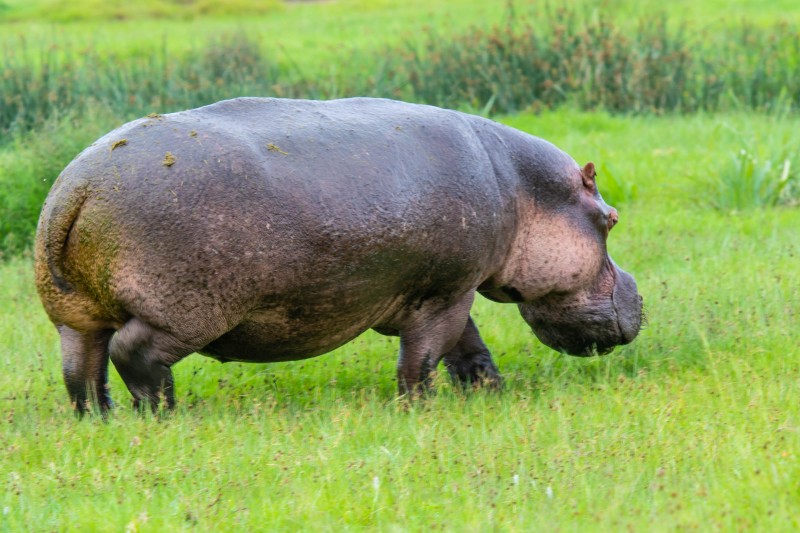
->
[[532, 319, 624, 357]]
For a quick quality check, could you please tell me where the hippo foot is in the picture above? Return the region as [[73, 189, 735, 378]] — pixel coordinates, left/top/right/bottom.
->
[[443, 351, 503, 390], [70, 389, 114, 420], [438, 315, 502, 390], [109, 318, 192, 413]]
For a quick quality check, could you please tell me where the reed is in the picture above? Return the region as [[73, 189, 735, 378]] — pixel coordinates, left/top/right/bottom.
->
[[398, 9, 799, 116]]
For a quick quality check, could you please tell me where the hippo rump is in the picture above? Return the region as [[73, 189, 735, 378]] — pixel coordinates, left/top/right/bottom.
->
[[35, 97, 643, 414]]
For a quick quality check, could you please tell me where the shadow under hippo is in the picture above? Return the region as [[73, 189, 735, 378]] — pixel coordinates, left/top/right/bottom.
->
[[34, 97, 643, 414]]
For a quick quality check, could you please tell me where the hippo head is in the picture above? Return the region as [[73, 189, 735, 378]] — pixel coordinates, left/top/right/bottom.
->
[[482, 159, 643, 356], [518, 161, 642, 356], [518, 259, 642, 356]]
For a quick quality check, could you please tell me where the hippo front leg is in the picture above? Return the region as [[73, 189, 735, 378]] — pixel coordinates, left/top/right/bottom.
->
[[442, 316, 502, 389], [396, 292, 475, 397]]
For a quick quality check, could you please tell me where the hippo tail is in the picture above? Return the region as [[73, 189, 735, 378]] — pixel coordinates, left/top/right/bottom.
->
[[35, 178, 88, 295]]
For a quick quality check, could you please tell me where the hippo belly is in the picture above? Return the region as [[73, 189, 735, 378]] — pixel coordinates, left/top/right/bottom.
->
[[199, 300, 396, 363]]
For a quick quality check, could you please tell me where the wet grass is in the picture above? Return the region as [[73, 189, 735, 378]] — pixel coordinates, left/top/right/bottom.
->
[[1, 109, 799, 530]]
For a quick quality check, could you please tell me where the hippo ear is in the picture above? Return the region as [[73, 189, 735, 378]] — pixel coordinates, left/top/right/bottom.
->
[[582, 162, 597, 192]]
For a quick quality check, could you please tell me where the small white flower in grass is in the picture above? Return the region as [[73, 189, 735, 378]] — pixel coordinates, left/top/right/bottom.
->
[[3, 507, 9, 515], [512, 474, 519, 485], [372, 476, 380, 491], [546, 486, 554, 499]]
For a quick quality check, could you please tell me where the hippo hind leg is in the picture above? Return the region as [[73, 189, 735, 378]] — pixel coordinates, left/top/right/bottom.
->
[[441, 316, 502, 390], [59, 325, 115, 417], [109, 317, 198, 413]]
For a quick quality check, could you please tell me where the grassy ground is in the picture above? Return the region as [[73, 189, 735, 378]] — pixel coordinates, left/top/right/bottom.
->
[[1, 109, 799, 530]]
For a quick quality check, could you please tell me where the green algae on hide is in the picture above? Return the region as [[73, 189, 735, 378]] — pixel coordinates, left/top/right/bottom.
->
[[267, 143, 288, 155], [65, 211, 123, 322], [162, 152, 176, 167]]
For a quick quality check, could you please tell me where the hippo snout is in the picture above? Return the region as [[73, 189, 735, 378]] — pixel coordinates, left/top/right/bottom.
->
[[518, 264, 643, 357]]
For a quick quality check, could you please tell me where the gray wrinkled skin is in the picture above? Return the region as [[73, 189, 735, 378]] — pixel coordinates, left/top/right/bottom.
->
[[34, 97, 643, 414]]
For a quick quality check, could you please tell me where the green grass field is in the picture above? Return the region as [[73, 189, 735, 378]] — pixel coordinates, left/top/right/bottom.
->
[[1, 0, 799, 530]]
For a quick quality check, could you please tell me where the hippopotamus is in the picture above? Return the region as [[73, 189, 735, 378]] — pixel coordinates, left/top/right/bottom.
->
[[34, 97, 643, 414]]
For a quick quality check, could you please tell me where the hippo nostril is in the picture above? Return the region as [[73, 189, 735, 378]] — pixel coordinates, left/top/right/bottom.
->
[[608, 208, 619, 231]]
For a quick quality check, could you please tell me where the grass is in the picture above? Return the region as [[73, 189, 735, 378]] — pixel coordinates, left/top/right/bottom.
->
[[703, 110, 799, 210], [2, 109, 799, 530]]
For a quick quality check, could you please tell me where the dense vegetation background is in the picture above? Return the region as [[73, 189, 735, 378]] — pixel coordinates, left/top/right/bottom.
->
[[1, 0, 798, 530]]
